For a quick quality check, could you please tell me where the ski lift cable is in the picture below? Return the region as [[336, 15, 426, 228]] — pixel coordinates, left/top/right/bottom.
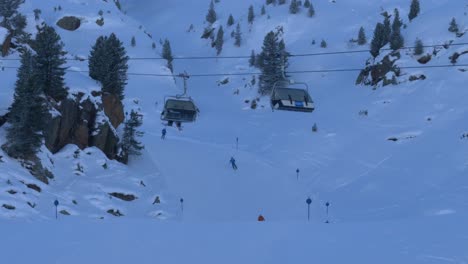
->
[[1, 64, 467, 77], [0, 42, 466, 61]]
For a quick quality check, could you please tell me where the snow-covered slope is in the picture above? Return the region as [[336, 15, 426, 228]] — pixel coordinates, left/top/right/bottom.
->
[[1, 0, 468, 261]]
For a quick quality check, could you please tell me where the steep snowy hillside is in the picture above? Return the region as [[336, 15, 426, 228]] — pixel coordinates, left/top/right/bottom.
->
[[1, 0, 468, 263]]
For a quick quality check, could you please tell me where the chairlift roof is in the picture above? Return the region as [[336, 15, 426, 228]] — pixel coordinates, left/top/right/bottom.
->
[[272, 87, 313, 102], [165, 98, 197, 112]]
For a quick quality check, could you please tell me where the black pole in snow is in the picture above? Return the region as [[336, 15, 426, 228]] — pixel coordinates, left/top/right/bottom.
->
[[54, 199, 59, 220], [306, 197, 312, 221], [180, 198, 184, 212], [236, 137, 239, 151], [296, 169, 300, 180], [325, 201, 330, 223]]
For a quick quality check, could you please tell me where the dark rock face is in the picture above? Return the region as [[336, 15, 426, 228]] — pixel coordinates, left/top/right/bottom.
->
[[102, 93, 124, 129], [107, 209, 124, 217], [356, 52, 401, 87], [56, 16, 81, 31], [417, 54, 432, 64], [109, 192, 137, 201], [43, 93, 120, 160]]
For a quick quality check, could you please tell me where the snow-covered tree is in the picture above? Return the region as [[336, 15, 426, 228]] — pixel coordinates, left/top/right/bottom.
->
[[33, 25, 68, 101], [248, 5, 255, 24], [448, 18, 459, 33], [390, 9, 404, 51], [304, 0, 311, 8], [227, 14, 235, 26], [162, 39, 174, 72], [33, 8, 41, 20], [266, 0, 276, 5], [279, 0, 286, 5], [234, 23, 242, 47], [307, 4, 315, 17], [413, 38, 424, 55], [258, 31, 288, 94], [4, 49, 45, 158], [206, 0, 217, 24], [370, 22, 385, 57], [357, 26, 367, 45], [215, 26, 224, 55], [104, 34, 129, 99], [261, 5, 266, 15], [249, 50, 256, 67], [408, 0, 420, 21], [289, 0, 299, 14], [119, 110, 144, 164]]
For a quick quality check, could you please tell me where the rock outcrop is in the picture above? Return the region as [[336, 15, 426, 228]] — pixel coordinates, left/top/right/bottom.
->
[[356, 52, 401, 87], [56, 16, 81, 31], [102, 93, 124, 129]]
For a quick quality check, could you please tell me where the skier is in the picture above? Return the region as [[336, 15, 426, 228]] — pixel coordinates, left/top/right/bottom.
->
[[161, 128, 167, 139], [258, 214, 265, 222], [230, 157, 238, 170]]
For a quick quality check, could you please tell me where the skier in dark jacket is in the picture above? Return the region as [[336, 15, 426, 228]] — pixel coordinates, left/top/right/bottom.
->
[[161, 128, 167, 139], [230, 157, 237, 170]]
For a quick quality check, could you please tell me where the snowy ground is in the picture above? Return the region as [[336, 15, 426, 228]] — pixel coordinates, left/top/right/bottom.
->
[[1, 0, 468, 262]]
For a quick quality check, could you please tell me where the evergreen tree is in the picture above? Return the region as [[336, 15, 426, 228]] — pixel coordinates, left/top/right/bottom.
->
[[33, 8, 41, 20], [279, 0, 286, 5], [448, 18, 459, 33], [4, 49, 45, 158], [289, 0, 299, 14], [413, 38, 424, 55], [261, 5, 266, 15], [33, 25, 68, 101], [249, 50, 256, 67], [382, 13, 391, 45], [307, 4, 315, 17], [266, 0, 275, 5], [357, 26, 367, 45], [320, 39, 327, 48], [102, 33, 129, 100], [215, 26, 224, 55], [131, 36, 136, 47], [370, 22, 385, 57], [408, 0, 420, 21], [304, 0, 311, 8], [0, 0, 27, 47], [162, 39, 174, 72], [390, 9, 404, 51], [227, 14, 235, 26], [89, 35, 108, 82], [258, 31, 287, 94], [234, 23, 242, 47], [119, 110, 144, 164], [206, 0, 217, 24], [248, 5, 255, 24]]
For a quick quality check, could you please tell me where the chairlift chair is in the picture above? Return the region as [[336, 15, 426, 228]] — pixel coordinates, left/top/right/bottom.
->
[[160, 73, 199, 128], [270, 80, 315, 113]]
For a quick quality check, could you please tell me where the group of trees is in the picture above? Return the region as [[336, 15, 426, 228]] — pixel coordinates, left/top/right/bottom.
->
[[0, 0, 28, 55], [4, 24, 68, 158], [369, 8, 405, 57]]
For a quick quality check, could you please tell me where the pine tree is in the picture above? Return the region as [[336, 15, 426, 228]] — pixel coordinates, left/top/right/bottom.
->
[[0, 0, 27, 47], [320, 39, 327, 48], [261, 5, 266, 15], [4, 49, 45, 158], [408, 0, 420, 21], [357, 26, 367, 45], [33, 25, 68, 101], [390, 9, 404, 51], [279, 0, 286, 5], [206, 0, 217, 24], [307, 4, 315, 17], [248, 5, 255, 24], [102, 33, 129, 100], [413, 38, 424, 55], [234, 23, 242, 47], [215, 26, 224, 55], [89, 35, 108, 82], [289, 0, 299, 14], [33, 8, 41, 20], [249, 50, 256, 67], [131, 36, 136, 47], [304, 0, 311, 8], [162, 39, 174, 72], [448, 18, 459, 33], [382, 13, 391, 45], [227, 14, 235, 26], [119, 110, 144, 164], [266, 0, 275, 5], [258, 31, 287, 94], [370, 22, 385, 57]]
